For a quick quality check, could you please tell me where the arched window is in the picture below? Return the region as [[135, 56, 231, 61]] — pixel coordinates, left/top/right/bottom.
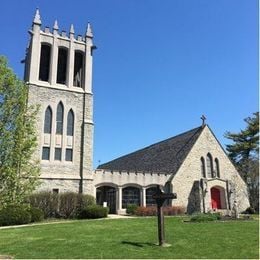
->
[[44, 106, 52, 134], [215, 158, 220, 178], [42, 106, 52, 161], [206, 153, 213, 178], [67, 109, 74, 136], [56, 102, 64, 134], [146, 187, 157, 206], [73, 51, 84, 87], [200, 157, 206, 178], [56, 48, 68, 84], [122, 187, 140, 208], [39, 44, 51, 81]]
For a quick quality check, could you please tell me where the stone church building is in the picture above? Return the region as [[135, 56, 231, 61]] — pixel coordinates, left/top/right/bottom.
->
[[24, 10, 250, 214]]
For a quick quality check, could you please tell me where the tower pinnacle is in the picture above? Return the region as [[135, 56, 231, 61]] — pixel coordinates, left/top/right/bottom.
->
[[33, 8, 41, 25], [70, 24, 75, 35], [53, 20, 59, 31], [86, 22, 93, 38]]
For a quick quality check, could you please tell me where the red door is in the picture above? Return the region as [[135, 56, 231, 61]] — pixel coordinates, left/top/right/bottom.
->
[[211, 187, 221, 209]]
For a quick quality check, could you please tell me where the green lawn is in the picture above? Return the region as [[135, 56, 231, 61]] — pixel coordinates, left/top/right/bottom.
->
[[0, 217, 258, 259]]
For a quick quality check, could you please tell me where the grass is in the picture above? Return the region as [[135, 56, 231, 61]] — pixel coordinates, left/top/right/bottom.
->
[[0, 216, 258, 259]]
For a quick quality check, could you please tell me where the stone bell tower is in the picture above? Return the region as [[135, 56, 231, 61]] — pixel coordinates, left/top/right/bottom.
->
[[24, 9, 96, 195]]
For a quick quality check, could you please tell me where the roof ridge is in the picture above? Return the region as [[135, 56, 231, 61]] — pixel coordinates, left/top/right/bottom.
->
[[98, 125, 203, 169]]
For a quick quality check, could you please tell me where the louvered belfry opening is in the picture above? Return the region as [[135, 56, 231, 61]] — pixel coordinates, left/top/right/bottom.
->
[[56, 48, 68, 84], [39, 44, 51, 82], [73, 51, 84, 87]]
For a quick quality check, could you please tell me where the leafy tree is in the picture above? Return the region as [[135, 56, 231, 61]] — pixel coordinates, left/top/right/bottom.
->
[[0, 56, 40, 208], [225, 112, 259, 211]]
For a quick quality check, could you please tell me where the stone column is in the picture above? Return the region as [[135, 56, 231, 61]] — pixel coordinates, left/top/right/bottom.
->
[[118, 186, 122, 212], [50, 20, 59, 86], [68, 25, 75, 88], [142, 187, 146, 207], [29, 12, 41, 84]]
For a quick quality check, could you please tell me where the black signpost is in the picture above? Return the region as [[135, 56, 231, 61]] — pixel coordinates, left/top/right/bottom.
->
[[152, 185, 177, 247]]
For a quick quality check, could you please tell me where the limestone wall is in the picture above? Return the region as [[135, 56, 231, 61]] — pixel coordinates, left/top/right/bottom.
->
[[93, 169, 170, 188], [171, 126, 250, 213], [28, 85, 94, 193]]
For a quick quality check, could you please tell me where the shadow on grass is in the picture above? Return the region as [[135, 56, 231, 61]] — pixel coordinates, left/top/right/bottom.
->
[[121, 241, 155, 247]]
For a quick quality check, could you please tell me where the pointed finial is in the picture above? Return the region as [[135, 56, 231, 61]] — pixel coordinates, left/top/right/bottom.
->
[[53, 20, 59, 31], [201, 115, 206, 126], [86, 22, 93, 38], [33, 8, 41, 25], [70, 24, 75, 34]]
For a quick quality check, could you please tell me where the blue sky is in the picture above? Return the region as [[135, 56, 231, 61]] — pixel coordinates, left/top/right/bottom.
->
[[0, 0, 258, 167]]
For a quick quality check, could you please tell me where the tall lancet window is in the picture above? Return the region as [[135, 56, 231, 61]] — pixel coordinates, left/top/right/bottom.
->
[[73, 51, 84, 87], [56, 102, 64, 134], [42, 106, 52, 160], [67, 109, 74, 136], [215, 158, 220, 178], [200, 157, 206, 178], [66, 109, 74, 162], [44, 106, 52, 134], [55, 102, 64, 161], [206, 153, 213, 178]]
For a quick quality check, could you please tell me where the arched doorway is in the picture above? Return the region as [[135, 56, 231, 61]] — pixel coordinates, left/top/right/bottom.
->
[[210, 186, 227, 209], [96, 186, 116, 214], [122, 186, 140, 208]]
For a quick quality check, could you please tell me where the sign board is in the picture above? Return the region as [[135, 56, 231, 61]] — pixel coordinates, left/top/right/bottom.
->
[[152, 193, 177, 200]]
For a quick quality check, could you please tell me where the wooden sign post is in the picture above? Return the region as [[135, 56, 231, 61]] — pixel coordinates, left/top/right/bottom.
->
[[152, 185, 177, 247]]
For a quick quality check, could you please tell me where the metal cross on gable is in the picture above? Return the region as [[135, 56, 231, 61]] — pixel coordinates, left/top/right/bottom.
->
[[200, 115, 206, 126]]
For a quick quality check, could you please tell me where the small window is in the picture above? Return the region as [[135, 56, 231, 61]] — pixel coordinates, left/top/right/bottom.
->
[[44, 106, 52, 134], [55, 148, 62, 161], [206, 153, 213, 178], [39, 44, 51, 81], [73, 51, 84, 87], [67, 109, 74, 136], [56, 102, 64, 134], [56, 48, 68, 84], [65, 149, 73, 161], [215, 158, 220, 178], [200, 157, 206, 178], [42, 147, 50, 160], [53, 189, 59, 194]]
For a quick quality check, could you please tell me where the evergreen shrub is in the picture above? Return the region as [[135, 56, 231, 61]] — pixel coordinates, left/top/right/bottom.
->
[[0, 205, 31, 226], [77, 194, 95, 213], [190, 213, 220, 222], [126, 204, 138, 215], [29, 207, 44, 222], [78, 205, 108, 219]]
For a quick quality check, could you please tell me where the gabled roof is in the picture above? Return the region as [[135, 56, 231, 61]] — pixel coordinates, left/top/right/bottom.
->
[[97, 125, 204, 175]]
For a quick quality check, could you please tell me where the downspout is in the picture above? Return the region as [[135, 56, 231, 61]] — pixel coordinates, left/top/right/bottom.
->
[[79, 90, 86, 193]]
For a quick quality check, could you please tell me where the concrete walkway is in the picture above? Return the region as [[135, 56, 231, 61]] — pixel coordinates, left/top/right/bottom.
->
[[0, 214, 134, 230], [107, 214, 134, 219]]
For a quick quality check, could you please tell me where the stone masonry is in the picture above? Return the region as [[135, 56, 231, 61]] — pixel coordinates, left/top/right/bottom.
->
[[170, 126, 250, 213], [25, 9, 95, 196]]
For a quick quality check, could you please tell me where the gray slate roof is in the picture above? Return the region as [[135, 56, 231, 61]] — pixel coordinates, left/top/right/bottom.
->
[[97, 125, 204, 175]]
